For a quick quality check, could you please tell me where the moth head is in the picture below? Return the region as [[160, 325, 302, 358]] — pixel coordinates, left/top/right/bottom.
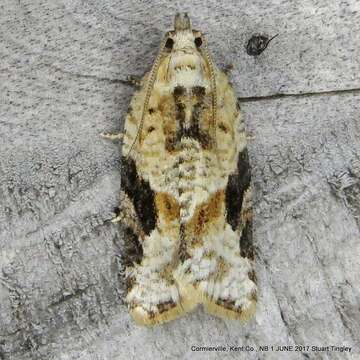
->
[[174, 12, 191, 31], [163, 13, 205, 53]]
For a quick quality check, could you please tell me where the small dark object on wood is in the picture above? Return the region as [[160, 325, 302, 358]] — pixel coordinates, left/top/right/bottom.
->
[[246, 34, 278, 56]]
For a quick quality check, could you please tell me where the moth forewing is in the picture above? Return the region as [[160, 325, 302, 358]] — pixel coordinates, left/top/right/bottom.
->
[[108, 13, 257, 325]]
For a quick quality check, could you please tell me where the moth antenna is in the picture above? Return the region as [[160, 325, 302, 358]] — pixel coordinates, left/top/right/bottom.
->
[[126, 37, 167, 157], [202, 38, 217, 149]]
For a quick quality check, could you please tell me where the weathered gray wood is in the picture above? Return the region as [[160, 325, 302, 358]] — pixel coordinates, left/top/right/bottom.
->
[[0, 0, 359, 359]]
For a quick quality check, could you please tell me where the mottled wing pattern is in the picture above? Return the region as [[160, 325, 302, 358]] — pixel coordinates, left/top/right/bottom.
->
[[120, 82, 184, 325], [173, 71, 257, 321], [115, 13, 257, 325]]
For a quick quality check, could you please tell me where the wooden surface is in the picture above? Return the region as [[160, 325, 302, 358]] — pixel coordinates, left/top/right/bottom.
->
[[0, 0, 359, 359]]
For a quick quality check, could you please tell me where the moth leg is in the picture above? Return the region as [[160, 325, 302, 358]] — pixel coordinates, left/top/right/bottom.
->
[[101, 132, 124, 141], [125, 75, 142, 87], [222, 63, 234, 75], [111, 212, 124, 223]]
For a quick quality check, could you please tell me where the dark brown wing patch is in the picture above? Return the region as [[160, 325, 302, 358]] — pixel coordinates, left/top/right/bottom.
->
[[240, 217, 254, 260], [225, 148, 251, 231], [121, 226, 143, 267], [172, 85, 211, 149], [121, 156, 157, 235]]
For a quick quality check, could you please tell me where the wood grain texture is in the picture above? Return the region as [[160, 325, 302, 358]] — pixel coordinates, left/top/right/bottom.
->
[[0, 0, 359, 359]]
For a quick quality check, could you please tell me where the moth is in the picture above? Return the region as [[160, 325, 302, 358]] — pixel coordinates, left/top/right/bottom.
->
[[103, 13, 257, 325]]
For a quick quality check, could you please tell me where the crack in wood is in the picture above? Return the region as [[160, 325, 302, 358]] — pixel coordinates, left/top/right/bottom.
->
[[238, 87, 360, 103]]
